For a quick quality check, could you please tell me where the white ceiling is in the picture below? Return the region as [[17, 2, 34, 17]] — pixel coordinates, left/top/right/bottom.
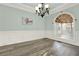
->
[[0, 3, 78, 16], [22, 3, 64, 9]]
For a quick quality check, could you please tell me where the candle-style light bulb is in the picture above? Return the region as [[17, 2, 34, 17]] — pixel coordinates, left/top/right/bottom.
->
[[38, 4, 42, 8], [35, 6, 38, 10], [45, 4, 49, 8]]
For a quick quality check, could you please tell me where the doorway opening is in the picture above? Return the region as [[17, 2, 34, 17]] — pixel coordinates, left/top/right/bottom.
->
[[54, 12, 75, 40]]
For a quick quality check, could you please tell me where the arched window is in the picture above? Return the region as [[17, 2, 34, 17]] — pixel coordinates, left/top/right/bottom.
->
[[54, 12, 75, 39]]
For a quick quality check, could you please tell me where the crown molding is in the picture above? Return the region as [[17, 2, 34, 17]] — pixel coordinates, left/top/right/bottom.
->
[[0, 3, 35, 13], [0, 3, 78, 16], [48, 3, 78, 16]]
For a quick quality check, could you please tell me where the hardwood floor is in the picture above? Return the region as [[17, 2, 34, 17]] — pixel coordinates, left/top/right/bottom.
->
[[0, 38, 79, 56], [50, 41, 79, 56]]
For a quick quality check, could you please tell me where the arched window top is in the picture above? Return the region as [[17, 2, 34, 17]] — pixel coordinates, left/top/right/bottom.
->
[[55, 13, 73, 23]]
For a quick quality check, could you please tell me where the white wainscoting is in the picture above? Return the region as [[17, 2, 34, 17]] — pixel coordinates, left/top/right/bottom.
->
[[0, 31, 45, 46], [0, 30, 79, 46], [46, 30, 79, 46]]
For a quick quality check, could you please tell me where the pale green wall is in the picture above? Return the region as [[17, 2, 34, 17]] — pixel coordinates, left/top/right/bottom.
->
[[65, 6, 79, 31], [45, 5, 79, 31], [0, 5, 45, 31], [0, 4, 79, 31], [44, 13, 57, 30]]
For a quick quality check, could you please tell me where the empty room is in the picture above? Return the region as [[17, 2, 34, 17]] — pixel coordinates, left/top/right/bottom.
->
[[0, 3, 79, 56]]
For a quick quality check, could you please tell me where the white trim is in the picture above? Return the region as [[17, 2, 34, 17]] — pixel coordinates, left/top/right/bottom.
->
[[46, 4, 78, 16], [46, 30, 79, 46], [0, 3, 35, 13], [0, 3, 78, 16], [53, 12, 76, 40], [0, 31, 45, 46]]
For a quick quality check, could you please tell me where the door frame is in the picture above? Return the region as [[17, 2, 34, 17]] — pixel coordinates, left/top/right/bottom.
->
[[53, 11, 76, 40]]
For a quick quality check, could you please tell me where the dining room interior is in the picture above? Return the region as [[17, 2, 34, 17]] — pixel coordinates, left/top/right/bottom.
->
[[0, 3, 79, 56]]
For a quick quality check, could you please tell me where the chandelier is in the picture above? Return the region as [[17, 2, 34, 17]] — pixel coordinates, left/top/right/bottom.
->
[[35, 3, 49, 18]]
